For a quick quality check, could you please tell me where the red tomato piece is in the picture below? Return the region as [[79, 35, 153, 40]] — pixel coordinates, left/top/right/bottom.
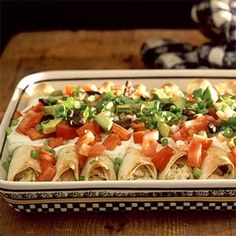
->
[[76, 130, 95, 147], [171, 131, 185, 142], [16, 111, 43, 135], [77, 143, 91, 156], [65, 85, 76, 96], [88, 143, 106, 157], [33, 102, 43, 112], [192, 134, 212, 150], [133, 131, 146, 144], [142, 130, 159, 157], [102, 134, 121, 151], [39, 151, 56, 166], [112, 123, 131, 141], [76, 121, 101, 138], [188, 140, 202, 168], [89, 134, 102, 146], [152, 146, 174, 171], [78, 154, 87, 169], [131, 122, 146, 131], [228, 147, 236, 166], [13, 111, 22, 119], [48, 137, 64, 148], [201, 149, 208, 161], [56, 123, 77, 140], [26, 128, 46, 140], [208, 107, 218, 119], [37, 165, 56, 181]]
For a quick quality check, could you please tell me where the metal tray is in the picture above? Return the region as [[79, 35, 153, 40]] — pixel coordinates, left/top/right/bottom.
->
[[0, 70, 236, 213]]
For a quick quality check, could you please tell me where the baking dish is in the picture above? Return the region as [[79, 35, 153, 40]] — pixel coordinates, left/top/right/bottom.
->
[[0, 69, 235, 213]]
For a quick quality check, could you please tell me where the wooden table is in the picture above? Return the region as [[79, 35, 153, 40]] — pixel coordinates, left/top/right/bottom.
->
[[0, 30, 236, 236]]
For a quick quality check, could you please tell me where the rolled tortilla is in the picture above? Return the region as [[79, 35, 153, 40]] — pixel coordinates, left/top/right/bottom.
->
[[118, 148, 157, 180], [159, 150, 193, 180], [81, 155, 116, 181], [53, 146, 79, 181], [200, 147, 234, 179], [7, 145, 41, 181]]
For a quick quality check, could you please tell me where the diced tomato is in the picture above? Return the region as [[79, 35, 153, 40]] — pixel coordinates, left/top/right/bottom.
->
[[228, 147, 236, 166], [192, 134, 212, 150], [201, 149, 208, 161], [89, 134, 102, 146], [56, 123, 77, 140], [13, 110, 22, 119], [26, 128, 46, 140], [131, 122, 146, 131], [78, 154, 87, 169], [33, 102, 43, 112], [37, 165, 56, 181], [82, 83, 98, 92], [112, 123, 131, 141], [76, 130, 95, 146], [188, 140, 202, 168], [133, 131, 145, 144], [142, 130, 159, 157], [65, 85, 76, 96], [76, 143, 91, 156], [171, 131, 185, 142], [152, 146, 174, 171], [16, 111, 43, 135], [208, 107, 218, 119], [48, 137, 64, 148], [76, 121, 102, 137], [102, 134, 121, 151], [88, 143, 106, 157], [39, 151, 56, 166]]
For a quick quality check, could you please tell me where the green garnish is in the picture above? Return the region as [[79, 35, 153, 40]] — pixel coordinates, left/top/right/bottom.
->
[[30, 150, 40, 159], [2, 161, 10, 171], [6, 127, 13, 135], [114, 157, 123, 174], [50, 90, 63, 96], [193, 167, 202, 179], [10, 119, 19, 126], [223, 127, 234, 138], [45, 97, 57, 106], [161, 137, 169, 146], [44, 147, 56, 155], [79, 176, 85, 181], [35, 124, 43, 132], [43, 139, 49, 146]]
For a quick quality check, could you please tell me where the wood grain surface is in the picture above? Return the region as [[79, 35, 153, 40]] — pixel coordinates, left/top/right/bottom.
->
[[0, 30, 236, 236]]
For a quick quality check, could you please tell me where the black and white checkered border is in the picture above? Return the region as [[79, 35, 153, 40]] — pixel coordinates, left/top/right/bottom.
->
[[9, 201, 236, 213]]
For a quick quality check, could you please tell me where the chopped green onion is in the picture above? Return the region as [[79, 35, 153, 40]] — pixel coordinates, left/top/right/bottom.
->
[[193, 167, 202, 179], [7, 154, 13, 162], [35, 124, 43, 132], [223, 127, 233, 138], [30, 150, 40, 159], [44, 147, 55, 155], [6, 127, 13, 135], [2, 161, 10, 171], [10, 119, 19, 126], [79, 176, 85, 181], [114, 157, 123, 174], [43, 139, 49, 146], [161, 137, 169, 146]]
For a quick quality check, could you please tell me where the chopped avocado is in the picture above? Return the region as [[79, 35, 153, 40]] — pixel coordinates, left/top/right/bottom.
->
[[155, 116, 171, 137], [41, 118, 62, 134], [43, 105, 65, 118], [173, 97, 186, 109], [95, 112, 113, 132]]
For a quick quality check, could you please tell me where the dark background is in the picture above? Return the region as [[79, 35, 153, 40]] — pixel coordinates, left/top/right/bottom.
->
[[0, 0, 201, 52]]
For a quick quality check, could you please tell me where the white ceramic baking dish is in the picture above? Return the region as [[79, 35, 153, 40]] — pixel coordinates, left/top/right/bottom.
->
[[0, 70, 236, 213]]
